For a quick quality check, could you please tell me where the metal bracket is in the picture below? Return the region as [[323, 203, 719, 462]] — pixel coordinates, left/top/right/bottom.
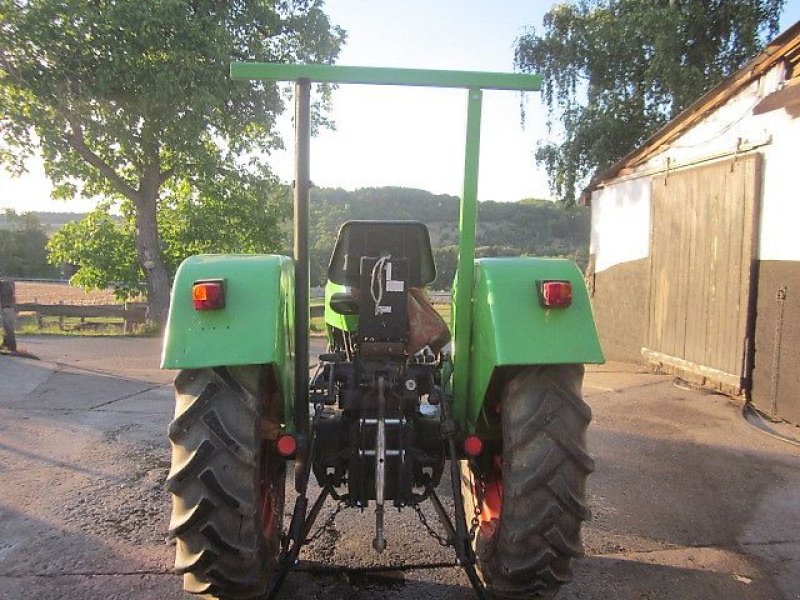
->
[[373, 376, 387, 553]]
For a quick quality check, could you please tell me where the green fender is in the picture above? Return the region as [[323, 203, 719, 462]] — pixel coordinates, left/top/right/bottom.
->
[[324, 280, 358, 333], [460, 257, 604, 429], [161, 254, 295, 428]]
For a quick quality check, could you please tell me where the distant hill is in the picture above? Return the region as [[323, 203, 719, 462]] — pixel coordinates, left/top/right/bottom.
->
[[308, 187, 590, 288], [5, 189, 589, 289], [0, 211, 87, 234]]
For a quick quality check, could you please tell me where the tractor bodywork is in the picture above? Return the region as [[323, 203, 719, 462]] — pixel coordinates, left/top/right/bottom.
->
[[162, 254, 296, 428], [462, 257, 603, 426], [161, 63, 604, 600]]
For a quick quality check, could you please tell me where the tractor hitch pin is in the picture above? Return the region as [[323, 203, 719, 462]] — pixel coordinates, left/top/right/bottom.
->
[[373, 376, 387, 553]]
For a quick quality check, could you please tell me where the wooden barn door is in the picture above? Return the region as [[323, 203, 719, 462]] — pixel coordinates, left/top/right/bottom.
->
[[644, 155, 761, 393]]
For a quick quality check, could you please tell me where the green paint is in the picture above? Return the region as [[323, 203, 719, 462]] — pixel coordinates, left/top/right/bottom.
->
[[230, 62, 542, 91], [465, 257, 604, 429], [452, 89, 482, 423], [161, 254, 295, 427], [324, 280, 358, 333], [227, 61, 605, 433]]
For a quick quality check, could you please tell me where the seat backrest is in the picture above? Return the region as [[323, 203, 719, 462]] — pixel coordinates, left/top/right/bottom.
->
[[327, 220, 437, 287]]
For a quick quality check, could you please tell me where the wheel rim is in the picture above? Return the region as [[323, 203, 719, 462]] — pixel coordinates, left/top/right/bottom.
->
[[259, 442, 277, 540], [477, 456, 503, 537]]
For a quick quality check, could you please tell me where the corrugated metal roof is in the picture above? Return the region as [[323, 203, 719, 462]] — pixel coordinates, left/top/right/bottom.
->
[[582, 19, 800, 202]]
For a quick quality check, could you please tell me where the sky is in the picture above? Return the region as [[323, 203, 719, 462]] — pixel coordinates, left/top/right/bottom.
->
[[2, 0, 800, 214]]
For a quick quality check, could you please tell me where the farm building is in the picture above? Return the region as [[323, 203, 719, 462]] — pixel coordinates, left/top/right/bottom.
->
[[585, 21, 800, 424]]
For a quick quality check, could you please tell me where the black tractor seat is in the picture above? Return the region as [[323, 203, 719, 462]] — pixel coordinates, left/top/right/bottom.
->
[[327, 220, 437, 288]]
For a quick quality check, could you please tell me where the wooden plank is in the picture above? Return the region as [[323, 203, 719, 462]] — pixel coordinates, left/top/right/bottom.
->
[[711, 165, 728, 372], [694, 176, 711, 367], [661, 174, 676, 356], [677, 171, 692, 359], [641, 348, 742, 391], [653, 176, 670, 353], [645, 155, 761, 390], [733, 160, 746, 374], [732, 159, 747, 373], [683, 172, 697, 362], [741, 155, 762, 388], [15, 303, 146, 321], [708, 172, 723, 369], [647, 177, 666, 351]]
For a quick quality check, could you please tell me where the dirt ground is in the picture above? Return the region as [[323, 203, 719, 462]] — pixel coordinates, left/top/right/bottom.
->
[[1, 336, 799, 599], [15, 281, 123, 305]]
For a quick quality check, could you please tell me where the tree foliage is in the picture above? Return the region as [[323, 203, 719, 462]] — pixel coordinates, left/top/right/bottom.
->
[[0, 209, 57, 278], [41, 185, 589, 292], [515, 0, 784, 204], [0, 0, 343, 324], [48, 180, 290, 301], [308, 187, 590, 288], [47, 206, 142, 298]]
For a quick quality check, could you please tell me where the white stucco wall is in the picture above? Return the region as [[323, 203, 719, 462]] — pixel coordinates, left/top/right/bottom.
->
[[591, 62, 800, 266], [759, 111, 800, 261], [590, 178, 651, 273]]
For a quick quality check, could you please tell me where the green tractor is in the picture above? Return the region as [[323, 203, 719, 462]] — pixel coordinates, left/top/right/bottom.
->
[[161, 64, 604, 600]]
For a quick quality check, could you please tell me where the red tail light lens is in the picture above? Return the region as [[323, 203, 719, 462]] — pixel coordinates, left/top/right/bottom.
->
[[463, 435, 483, 457], [192, 280, 225, 310], [276, 434, 297, 457], [539, 280, 572, 308]]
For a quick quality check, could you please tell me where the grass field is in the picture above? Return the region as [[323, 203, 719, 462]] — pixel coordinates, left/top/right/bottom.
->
[[15, 314, 132, 336]]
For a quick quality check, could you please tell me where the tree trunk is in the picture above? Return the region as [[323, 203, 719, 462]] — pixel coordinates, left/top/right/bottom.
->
[[62, 120, 173, 329], [134, 192, 171, 329]]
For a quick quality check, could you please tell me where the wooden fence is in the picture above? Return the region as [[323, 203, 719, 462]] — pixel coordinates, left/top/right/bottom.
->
[[1, 282, 450, 342], [15, 301, 147, 333]]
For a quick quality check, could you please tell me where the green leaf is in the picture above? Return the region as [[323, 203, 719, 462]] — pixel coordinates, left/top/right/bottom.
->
[[515, 0, 784, 204]]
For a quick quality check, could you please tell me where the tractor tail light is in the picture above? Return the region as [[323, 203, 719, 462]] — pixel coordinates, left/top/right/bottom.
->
[[539, 280, 572, 308], [463, 435, 483, 457], [276, 434, 297, 457], [192, 280, 225, 310]]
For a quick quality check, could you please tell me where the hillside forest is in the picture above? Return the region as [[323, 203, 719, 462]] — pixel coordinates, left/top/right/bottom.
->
[[1, 186, 590, 289], [307, 187, 589, 288]]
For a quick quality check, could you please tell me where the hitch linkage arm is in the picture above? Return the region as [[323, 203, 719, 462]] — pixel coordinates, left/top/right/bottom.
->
[[439, 391, 487, 600]]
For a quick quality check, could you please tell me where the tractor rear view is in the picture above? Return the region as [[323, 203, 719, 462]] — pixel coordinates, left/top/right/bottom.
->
[[161, 64, 604, 600]]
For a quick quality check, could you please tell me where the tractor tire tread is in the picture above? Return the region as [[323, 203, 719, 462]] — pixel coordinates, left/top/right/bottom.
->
[[168, 367, 281, 600], [475, 364, 593, 600], [175, 548, 219, 575], [200, 523, 244, 555], [199, 468, 242, 511], [167, 496, 216, 539], [165, 439, 217, 492], [168, 381, 219, 442]]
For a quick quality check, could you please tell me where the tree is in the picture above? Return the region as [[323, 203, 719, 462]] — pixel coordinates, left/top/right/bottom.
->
[[302, 186, 591, 288], [47, 206, 142, 299], [48, 178, 291, 302], [0, 209, 57, 278], [0, 0, 344, 325], [515, 0, 784, 205]]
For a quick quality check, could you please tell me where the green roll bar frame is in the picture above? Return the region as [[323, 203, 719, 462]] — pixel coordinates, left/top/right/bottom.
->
[[230, 62, 541, 425]]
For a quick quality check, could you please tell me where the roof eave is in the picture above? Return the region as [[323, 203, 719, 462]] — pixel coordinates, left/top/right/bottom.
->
[[582, 19, 800, 199]]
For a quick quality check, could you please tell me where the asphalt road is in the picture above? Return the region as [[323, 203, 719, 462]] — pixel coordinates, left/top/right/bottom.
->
[[1, 335, 799, 599]]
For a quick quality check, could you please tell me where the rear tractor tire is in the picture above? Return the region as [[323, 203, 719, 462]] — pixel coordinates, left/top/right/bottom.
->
[[463, 365, 594, 599], [166, 367, 285, 600]]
